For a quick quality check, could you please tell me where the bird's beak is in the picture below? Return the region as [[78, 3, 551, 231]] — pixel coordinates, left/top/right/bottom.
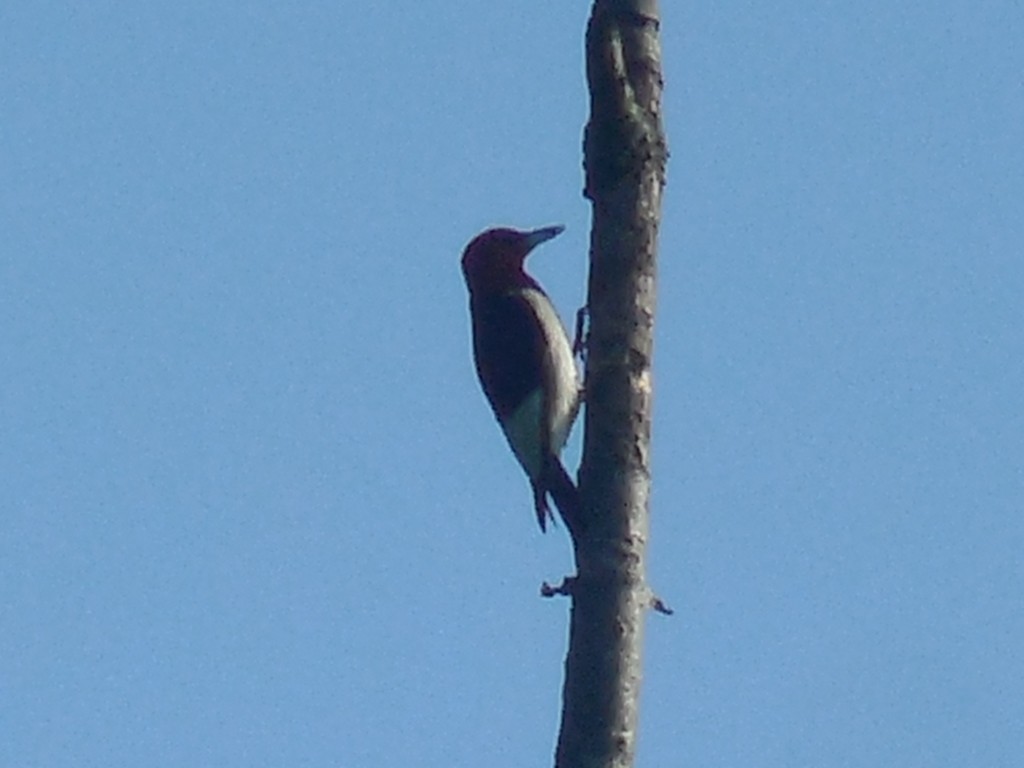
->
[[523, 225, 565, 252]]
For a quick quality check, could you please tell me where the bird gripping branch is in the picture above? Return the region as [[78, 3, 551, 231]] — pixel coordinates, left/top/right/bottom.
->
[[461, 225, 581, 532]]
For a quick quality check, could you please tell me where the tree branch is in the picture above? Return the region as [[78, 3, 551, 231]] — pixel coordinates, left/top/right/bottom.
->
[[555, 1, 667, 766]]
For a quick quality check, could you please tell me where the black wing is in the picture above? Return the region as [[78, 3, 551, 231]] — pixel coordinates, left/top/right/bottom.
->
[[470, 292, 546, 421]]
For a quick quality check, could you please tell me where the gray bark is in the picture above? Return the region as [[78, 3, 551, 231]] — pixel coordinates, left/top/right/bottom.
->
[[555, 1, 667, 766]]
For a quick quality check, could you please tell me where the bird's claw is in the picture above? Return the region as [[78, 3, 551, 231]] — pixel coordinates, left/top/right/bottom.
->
[[572, 305, 589, 363]]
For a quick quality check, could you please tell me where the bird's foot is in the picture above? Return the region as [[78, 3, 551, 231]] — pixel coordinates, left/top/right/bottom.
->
[[572, 305, 589, 363]]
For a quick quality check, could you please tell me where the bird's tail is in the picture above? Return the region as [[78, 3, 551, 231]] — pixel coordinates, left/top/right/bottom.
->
[[534, 456, 581, 533]]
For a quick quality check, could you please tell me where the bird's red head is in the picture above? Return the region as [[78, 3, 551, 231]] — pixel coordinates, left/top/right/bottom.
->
[[461, 225, 564, 296]]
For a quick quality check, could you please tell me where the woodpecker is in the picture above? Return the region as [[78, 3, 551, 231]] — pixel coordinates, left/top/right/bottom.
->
[[461, 225, 581, 531]]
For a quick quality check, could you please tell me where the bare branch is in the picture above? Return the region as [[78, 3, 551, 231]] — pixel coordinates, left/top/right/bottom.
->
[[554, 1, 668, 766]]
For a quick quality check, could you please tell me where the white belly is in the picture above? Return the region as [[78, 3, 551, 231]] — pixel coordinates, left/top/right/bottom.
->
[[502, 288, 580, 481]]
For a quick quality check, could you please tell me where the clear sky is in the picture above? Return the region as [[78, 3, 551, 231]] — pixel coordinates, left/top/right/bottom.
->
[[2, 3, 1021, 766]]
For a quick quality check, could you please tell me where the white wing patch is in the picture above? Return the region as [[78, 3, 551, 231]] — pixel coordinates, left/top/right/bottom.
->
[[504, 389, 544, 480], [501, 288, 580, 481]]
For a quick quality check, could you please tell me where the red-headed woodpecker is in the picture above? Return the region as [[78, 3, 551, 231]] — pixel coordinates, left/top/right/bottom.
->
[[461, 225, 581, 531]]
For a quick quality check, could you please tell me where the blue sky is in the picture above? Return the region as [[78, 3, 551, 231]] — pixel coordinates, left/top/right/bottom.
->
[[2, 2, 1022, 766]]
